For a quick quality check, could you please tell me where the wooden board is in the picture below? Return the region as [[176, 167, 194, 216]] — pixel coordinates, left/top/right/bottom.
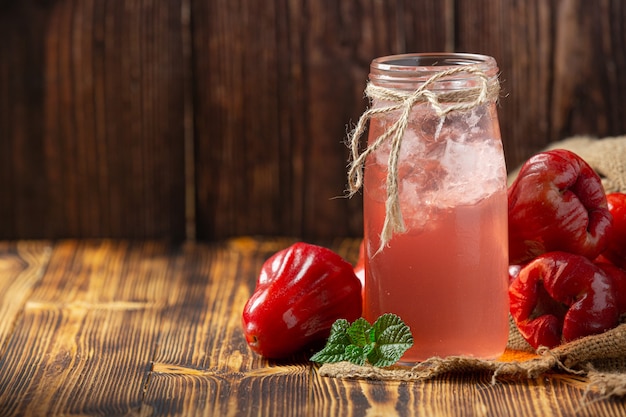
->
[[0, 1, 187, 240], [1, 239, 625, 416], [0, 241, 52, 344], [3, 1, 626, 240]]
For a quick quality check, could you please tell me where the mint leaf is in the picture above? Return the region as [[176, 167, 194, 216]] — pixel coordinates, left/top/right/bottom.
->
[[311, 313, 413, 368], [344, 344, 366, 366], [310, 319, 351, 363], [327, 319, 351, 345], [346, 318, 371, 346], [367, 313, 414, 367]]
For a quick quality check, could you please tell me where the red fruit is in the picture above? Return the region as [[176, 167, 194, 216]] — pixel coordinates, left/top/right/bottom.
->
[[242, 242, 362, 359], [509, 251, 619, 349], [508, 149, 613, 265], [600, 192, 626, 269], [595, 261, 626, 314]]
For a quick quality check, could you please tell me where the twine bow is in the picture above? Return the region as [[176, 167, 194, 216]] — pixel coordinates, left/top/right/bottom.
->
[[347, 65, 499, 253]]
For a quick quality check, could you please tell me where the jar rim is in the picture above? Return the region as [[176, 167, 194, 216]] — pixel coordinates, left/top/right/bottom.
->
[[370, 52, 498, 84]]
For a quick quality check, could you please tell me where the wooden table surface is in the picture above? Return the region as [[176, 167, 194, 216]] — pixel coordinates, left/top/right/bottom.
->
[[1, 238, 625, 417]]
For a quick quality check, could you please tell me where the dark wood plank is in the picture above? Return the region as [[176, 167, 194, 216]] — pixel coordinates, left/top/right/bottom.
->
[[0, 2, 49, 239], [3, 0, 626, 242], [550, 0, 626, 140], [191, 0, 451, 240], [0, 0, 188, 240]]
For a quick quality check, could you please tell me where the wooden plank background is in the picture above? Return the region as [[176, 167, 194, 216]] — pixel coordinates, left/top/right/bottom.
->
[[1, 0, 626, 240]]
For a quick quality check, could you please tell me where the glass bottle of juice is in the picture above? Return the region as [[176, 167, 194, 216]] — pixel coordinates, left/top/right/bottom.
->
[[361, 53, 509, 362]]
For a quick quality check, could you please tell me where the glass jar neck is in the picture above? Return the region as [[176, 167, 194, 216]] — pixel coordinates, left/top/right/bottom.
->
[[369, 53, 498, 91]]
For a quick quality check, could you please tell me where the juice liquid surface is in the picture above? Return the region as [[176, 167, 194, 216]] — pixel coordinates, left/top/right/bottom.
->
[[363, 109, 509, 362]]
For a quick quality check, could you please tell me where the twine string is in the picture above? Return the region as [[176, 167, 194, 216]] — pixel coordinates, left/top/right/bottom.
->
[[347, 65, 499, 253]]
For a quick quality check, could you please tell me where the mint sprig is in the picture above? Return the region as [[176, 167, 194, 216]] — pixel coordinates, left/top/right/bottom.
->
[[311, 313, 413, 367]]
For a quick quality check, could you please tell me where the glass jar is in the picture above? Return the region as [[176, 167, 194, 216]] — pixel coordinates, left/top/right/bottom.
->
[[361, 53, 509, 362]]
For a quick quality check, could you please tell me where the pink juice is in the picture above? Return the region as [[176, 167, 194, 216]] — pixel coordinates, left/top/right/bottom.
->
[[363, 189, 509, 362], [363, 113, 509, 363]]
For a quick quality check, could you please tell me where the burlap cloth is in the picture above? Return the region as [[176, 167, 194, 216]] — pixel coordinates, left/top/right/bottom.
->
[[320, 135, 626, 399], [507, 135, 626, 193]]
